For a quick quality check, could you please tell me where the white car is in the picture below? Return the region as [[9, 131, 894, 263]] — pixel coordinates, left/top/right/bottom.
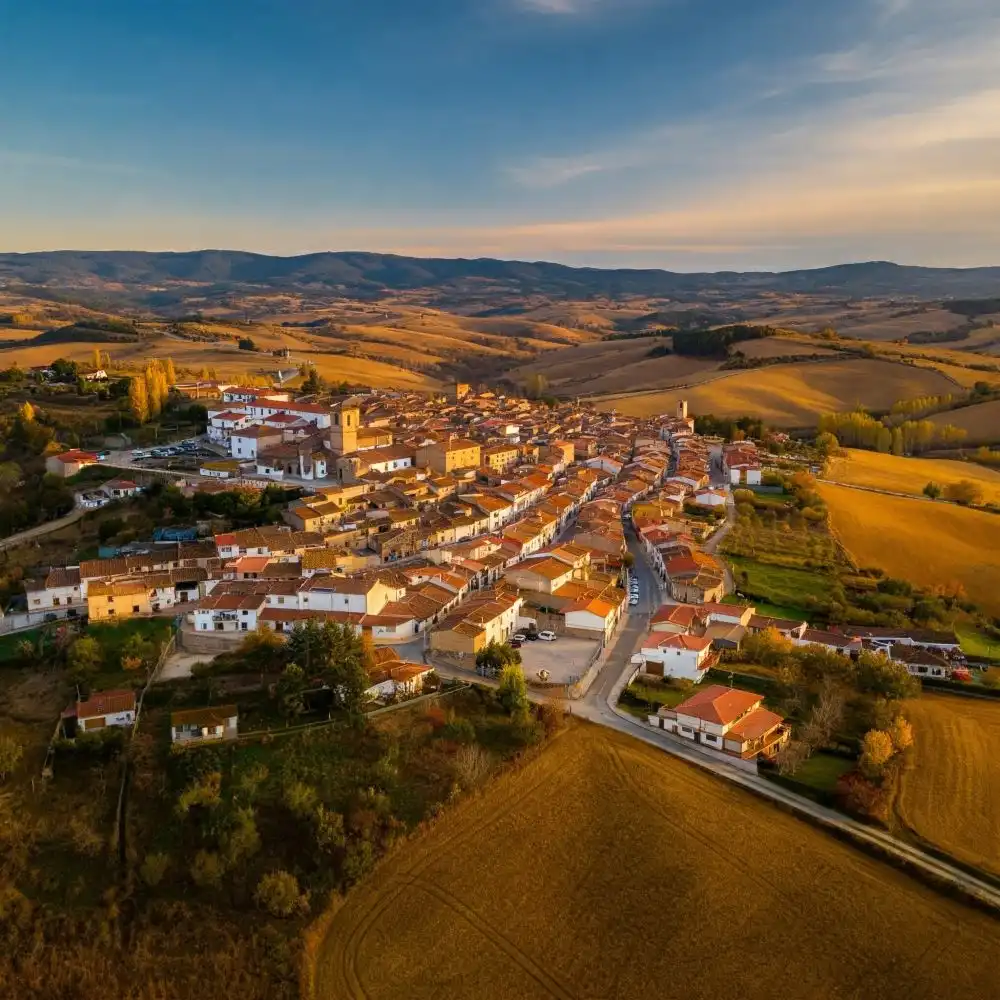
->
[[629, 596, 639, 606], [512, 633, 527, 643], [537, 630, 557, 641]]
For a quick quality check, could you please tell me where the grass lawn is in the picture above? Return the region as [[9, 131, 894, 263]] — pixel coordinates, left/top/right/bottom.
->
[[722, 594, 809, 621], [791, 753, 855, 792], [955, 622, 1000, 664], [726, 556, 830, 618], [618, 680, 692, 718]]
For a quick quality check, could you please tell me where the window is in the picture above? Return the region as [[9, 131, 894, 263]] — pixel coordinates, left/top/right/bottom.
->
[[107, 596, 114, 603], [133, 605, 141, 613]]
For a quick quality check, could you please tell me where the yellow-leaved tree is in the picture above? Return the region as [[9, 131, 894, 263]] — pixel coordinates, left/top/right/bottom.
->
[[129, 376, 149, 424]]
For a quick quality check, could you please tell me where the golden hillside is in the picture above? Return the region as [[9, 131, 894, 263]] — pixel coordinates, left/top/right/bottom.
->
[[825, 449, 1000, 504], [819, 482, 1000, 614], [599, 359, 958, 426]]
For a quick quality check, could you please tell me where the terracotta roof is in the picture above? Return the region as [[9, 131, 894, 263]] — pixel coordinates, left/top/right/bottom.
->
[[76, 689, 136, 720], [726, 707, 784, 741], [674, 685, 762, 726], [171, 704, 238, 727]]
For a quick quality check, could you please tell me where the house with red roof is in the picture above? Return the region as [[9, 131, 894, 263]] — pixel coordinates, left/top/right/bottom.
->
[[45, 450, 99, 478], [650, 684, 789, 761], [636, 632, 717, 681]]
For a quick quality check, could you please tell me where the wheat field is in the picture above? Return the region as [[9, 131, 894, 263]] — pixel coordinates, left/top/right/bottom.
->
[[826, 449, 1000, 504], [930, 400, 1000, 445], [819, 482, 1000, 614], [310, 723, 1000, 1000], [898, 695, 1000, 877], [600, 359, 957, 426]]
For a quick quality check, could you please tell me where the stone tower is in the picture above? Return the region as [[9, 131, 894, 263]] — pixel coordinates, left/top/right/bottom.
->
[[330, 402, 360, 456], [677, 399, 689, 420]]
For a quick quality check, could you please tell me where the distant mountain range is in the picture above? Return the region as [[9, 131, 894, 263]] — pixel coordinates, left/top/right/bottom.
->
[[2, 250, 1000, 305]]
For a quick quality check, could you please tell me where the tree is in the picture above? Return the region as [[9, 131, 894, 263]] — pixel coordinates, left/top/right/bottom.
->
[[238, 337, 258, 351], [0, 735, 23, 781], [17, 401, 35, 424], [67, 636, 103, 688], [314, 805, 346, 853], [475, 640, 521, 677], [859, 729, 895, 780], [814, 431, 839, 457], [282, 780, 318, 818], [776, 738, 811, 776], [140, 852, 170, 887], [190, 849, 226, 887], [301, 364, 324, 394], [497, 663, 529, 717], [799, 681, 845, 750], [888, 715, 914, 752], [525, 372, 548, 399], [453, 744, 492, 789], [276, 663, 306, 721], [220, 805, 261, 866], [239, 626, 288, 674], [161, 357, 177, 385], [923, 481, 942, 499], [129, 376, 150, 424], [0, 461, 22, 493], [254, 870, 307, 917], [740, 627, 794, 668], [855, 651, 920, 700], [944, 479, 984, 506], [92, 347, 103, 371]]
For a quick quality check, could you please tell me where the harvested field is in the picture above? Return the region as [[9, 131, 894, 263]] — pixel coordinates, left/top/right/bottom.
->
[[898, 695, 1000, 877], [598, 359, 957, 426], [311, 723, 1000, 1000], [930, 399, 1000, 445], [825, 449, 1000, 505], [505, 338, 720, 395], [735, 336, 841, 359], [818, 482, 1000, 614]]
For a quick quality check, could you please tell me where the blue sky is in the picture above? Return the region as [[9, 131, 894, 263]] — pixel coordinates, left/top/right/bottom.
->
[[2, 0, 999, 269]]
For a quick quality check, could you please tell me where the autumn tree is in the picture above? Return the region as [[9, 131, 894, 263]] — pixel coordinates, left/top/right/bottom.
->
[[129, 376, 150, 423], [944, 479, 984, 506], [161, 357, 177, 385], [741, 627, 794, 668], [92, 347, 102, 371], [17, 401, 35, 424], [255, 870, 307, 917], [889, 715, 914, 752], [859, 729, 895, 780]]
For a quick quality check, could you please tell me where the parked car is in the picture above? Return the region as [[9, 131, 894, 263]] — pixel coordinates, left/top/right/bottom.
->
[[510, 639, 522, 649], [537, 630, 557, 641], [524, 631, 539, 641], [629, 596, 639, 606], [512, 633, 526, 643]]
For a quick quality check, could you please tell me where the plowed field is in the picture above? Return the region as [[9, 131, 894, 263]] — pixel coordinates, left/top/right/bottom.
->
[[311, 723, 1000, 1000], [898, 695, 1000, 877]]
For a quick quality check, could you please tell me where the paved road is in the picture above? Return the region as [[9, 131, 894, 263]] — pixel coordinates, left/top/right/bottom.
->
[[0, 506, 85, 552]]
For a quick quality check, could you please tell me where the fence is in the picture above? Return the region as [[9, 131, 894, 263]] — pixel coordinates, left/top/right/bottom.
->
[[0, 604, 86, 635]]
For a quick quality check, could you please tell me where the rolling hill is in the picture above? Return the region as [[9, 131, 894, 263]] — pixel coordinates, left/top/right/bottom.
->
[[4, 251, 1000, 304], [597, 359, 958, 426]]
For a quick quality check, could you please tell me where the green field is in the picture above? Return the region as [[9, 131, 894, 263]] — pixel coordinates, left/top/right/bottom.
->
[[956, 622, 1000, 663], [726, 556, 828, 618]]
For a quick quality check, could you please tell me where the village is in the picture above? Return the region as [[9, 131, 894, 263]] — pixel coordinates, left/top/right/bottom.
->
[[27, 379, 966, 763]]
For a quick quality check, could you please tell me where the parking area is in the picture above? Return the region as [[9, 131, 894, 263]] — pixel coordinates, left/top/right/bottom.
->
[[516, 634, 599, 686]]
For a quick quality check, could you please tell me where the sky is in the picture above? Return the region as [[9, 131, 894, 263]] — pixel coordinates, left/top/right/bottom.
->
[[2, 0, 999, 270]]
